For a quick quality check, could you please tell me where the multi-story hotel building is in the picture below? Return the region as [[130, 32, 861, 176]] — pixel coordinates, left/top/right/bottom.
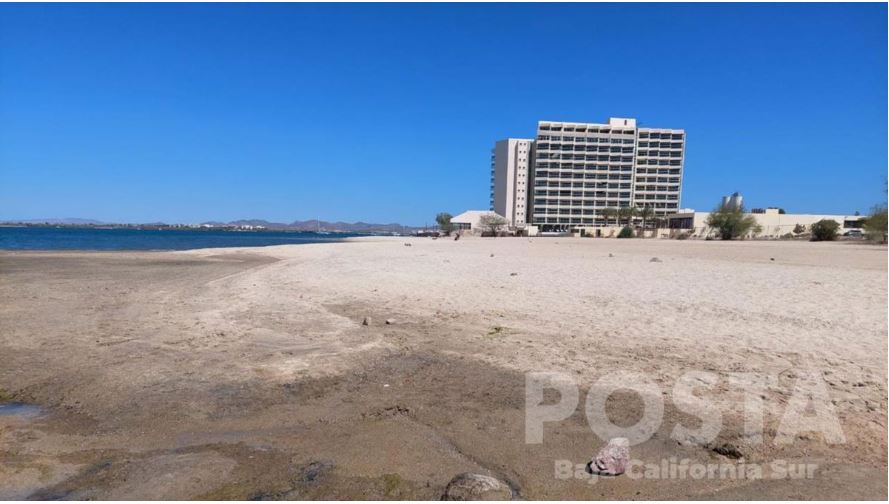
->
[[490, 139, 533, 229], [490, 117, 685, 232]]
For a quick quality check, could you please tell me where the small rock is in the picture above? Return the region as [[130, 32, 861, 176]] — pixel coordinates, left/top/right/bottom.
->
[[442, 473, 513, 500], [710, 442, 743, 459], [404, 243, 412, 247], [509, 272, 518, 276], [770, 257, 775, 261], [587, 437, 630, 476], [608, 253, 614, 258], [385, 318, 395, 325], [490, 253, 495, 257], [301, 460, 335, 483], [650, 257, 662, 263], [362, 317, 372, 326]]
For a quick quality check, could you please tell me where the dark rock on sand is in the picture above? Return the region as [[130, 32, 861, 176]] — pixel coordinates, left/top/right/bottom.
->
[[710, 442, 743, 459]]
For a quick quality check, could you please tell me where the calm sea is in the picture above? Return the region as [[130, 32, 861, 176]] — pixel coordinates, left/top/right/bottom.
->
[[0, 227, 360, 251]]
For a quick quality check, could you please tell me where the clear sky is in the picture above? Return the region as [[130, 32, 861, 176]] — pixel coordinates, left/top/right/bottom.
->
[[1, 3, 886, 225]]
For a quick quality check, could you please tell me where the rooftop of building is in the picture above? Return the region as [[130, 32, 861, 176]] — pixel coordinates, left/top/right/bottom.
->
[[537, 117, 684, 133]]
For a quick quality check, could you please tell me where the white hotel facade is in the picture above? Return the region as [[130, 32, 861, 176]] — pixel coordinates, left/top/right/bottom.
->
[[490, 117, 685, 233]]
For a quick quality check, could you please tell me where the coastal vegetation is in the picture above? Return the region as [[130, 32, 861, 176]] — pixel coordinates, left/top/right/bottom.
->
[[435, 212, 454, 236], [810, 219, 840, 241], [862, 204, 888, 243], [618, 206, 637, 227], [617, 226, 634, 238], [705, 203, 762, 240], [478, 214, 508, 237]]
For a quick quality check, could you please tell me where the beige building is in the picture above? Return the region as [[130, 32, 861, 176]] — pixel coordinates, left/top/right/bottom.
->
[[491, 117, 686, 234], [666, 207, 864, 238], [490, 139, 533, 230]]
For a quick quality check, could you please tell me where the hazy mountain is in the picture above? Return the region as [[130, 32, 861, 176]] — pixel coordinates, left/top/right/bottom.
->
[[3, 217, 422, 234], [2, 218, 106, 225], [196, 219, 421, 233]]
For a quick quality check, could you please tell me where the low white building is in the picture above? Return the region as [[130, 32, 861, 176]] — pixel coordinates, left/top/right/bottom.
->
[[666, 207, 864, 238], [451, 210, 513, 234]]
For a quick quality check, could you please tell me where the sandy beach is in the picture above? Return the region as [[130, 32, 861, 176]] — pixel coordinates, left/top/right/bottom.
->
[[1, 236, 886, 499]]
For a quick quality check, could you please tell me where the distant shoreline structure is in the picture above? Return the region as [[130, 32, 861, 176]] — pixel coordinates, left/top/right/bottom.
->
[[0, 218, 423, 235]]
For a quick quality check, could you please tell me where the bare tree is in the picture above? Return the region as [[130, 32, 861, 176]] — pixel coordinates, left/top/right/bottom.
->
[[478, 214, 508, 237]]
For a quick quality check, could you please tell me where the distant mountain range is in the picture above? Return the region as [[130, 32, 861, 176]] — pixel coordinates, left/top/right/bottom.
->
[[1, 218, 423, 234], [201, 219, 420, 233], [5, 218, 107, 225]]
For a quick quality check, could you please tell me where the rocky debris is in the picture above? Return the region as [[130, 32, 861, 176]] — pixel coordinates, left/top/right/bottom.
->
[[509, 272, 518, 276], [490, 253, 495, 258], [404, 243, 412, 247], [650, 257, 662, 263], [300, 460, 335, 483], [362, 317, 372, 326], [608, 253, 614, 258], [587, 437, 630, 476], [441, 473, 513, 500], [770, 257, 775, 261], [487, 326, 505, 336], [385, 318, 395, 325], [710, 442, 743, 459]]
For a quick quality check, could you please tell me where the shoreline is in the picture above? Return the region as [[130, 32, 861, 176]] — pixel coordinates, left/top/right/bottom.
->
[[1, 238, 886, 499]]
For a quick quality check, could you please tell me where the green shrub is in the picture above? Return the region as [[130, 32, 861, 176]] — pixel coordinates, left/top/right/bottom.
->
[[435, 212, 454, 236], [810, 219, 840, 241], [705, 203, 761, 240], [617, 226, 634, 238], [863, 205, 887, 243]]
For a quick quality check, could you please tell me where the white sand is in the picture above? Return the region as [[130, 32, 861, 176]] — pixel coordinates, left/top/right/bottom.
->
[[183, 236, 887, 463]]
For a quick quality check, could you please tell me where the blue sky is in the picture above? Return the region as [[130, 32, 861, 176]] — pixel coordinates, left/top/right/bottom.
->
[[1, 3, 886, 224]]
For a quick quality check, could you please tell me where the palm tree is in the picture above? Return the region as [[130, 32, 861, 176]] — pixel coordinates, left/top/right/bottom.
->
[[619, 206, 637, 227], [639, 206, 655, 236], [652, 215, 665, 237], [599, 207, 617, 227]]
